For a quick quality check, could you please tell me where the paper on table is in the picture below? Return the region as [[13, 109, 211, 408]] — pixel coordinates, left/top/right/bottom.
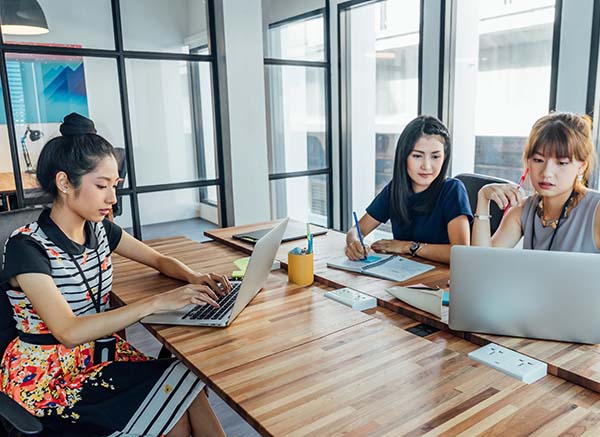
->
[[385, 285, 442, 318], [232, 257, 250, 278]]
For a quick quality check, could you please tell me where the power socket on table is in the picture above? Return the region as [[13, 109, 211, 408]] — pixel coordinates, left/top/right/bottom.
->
[[324, 287, 377, 311], [468, 343, 547, 384]]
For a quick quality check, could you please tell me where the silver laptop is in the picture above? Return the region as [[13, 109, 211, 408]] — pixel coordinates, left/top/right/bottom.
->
[[449, 246, 600, 344], [142, 218, 288, 327]]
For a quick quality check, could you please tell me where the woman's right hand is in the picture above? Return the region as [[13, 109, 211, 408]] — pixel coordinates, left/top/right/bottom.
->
[[152, 284, 220, 313], [478, 183, 523, 210], [345, 238, 370, 261]]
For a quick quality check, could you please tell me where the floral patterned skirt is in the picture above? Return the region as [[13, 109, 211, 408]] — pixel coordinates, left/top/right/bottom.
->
[[0, 334, 204, 436]]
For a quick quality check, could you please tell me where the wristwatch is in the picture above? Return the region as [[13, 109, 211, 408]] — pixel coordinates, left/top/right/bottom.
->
[[409, 241, 421, 257]]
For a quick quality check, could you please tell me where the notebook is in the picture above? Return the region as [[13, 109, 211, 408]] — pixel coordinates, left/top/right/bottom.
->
[[326, 254, 435, 282]]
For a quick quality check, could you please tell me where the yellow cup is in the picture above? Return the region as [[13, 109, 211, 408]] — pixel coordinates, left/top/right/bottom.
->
[[288, 252, 314, 286]]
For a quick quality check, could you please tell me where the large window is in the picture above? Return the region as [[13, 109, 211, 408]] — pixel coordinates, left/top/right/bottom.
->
[[0, 0, 224, 240], [450, 0, 556, 183], [263, 4, 331, 227], [340, 0, 421, 228]]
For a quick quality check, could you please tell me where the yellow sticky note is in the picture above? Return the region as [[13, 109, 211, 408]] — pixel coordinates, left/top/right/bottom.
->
[[233, 256, 250, 275]]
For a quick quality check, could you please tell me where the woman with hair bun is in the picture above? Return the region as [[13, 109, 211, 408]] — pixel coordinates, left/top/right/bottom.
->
[[0, 113, 226, 436]]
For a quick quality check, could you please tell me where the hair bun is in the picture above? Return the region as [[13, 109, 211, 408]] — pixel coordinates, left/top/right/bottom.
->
[[59, 112, 97, 136]]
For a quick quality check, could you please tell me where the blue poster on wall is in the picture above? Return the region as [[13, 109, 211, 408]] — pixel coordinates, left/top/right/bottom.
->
[[0, 52, 89, 124]]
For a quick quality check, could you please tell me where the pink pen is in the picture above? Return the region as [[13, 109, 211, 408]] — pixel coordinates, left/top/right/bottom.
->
[[503, 168, 529, 216]]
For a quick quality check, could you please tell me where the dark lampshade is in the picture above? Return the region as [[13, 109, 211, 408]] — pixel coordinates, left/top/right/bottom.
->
[[0, 0, 49, 35]]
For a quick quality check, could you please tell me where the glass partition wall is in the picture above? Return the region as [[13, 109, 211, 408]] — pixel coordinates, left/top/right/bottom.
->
[[0, 0, 224, 240], [263, 3, 332, 228], [339, 0, 421, 232]]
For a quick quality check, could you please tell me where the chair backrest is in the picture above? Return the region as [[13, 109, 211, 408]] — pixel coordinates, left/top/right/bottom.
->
[[112, 147, 128, 217], [455, 173, 512, 235], [0, 207, 45, 358]]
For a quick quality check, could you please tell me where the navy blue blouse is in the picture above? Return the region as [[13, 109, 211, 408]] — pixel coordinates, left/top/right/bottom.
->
[[366, 178, 473, 244]]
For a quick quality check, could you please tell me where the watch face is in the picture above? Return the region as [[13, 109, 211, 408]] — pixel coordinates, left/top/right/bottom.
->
[[410, 241, 419, 251]]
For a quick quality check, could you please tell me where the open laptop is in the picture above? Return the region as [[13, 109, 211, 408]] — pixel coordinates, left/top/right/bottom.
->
[[449, 246, 600, 344], [142, 218, 288, 327]]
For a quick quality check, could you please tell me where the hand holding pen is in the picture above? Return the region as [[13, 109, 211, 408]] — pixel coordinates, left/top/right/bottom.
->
[[346, 211, 368, 260], [502, 168, 529, 216]]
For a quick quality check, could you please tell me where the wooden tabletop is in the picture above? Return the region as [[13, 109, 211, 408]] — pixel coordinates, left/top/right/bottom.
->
[[205, 221, 600, 395], [0, 171, 39, 194], [112, 238, 600, 436]]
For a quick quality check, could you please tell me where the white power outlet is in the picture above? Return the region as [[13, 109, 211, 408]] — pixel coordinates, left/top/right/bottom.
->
[[468, 343, 547, 384], [324, 287, 377, 311]]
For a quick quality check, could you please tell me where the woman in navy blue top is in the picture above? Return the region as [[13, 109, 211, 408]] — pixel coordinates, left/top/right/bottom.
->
[[345, 116, 472, 264]]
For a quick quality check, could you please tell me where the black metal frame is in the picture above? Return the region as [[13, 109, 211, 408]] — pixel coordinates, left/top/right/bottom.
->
[[0, 0, 227, 239], [337, 0, 425, 230], [587, 0, 600, 116], [264, 5, 333, 229], [549, 0, 563, 111]]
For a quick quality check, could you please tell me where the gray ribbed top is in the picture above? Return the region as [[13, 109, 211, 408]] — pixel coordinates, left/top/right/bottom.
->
[[521, 190, 600, 253]]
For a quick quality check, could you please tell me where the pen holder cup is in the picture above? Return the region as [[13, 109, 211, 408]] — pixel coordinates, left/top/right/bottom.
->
[[288, 252, 314, 287]]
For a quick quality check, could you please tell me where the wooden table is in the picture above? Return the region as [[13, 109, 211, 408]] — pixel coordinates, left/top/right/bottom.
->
[[0, 171, 39, 210], [205, 221, 600, 395], [112, 237, 600, 436]]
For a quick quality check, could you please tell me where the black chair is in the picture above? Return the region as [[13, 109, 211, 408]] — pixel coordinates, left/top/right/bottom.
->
[[0, 207, 45, 436], [112, 148, 128, 217], [455, 173, 512, 235]]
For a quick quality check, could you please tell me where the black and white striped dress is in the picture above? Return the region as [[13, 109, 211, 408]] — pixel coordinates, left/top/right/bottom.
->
[[0, 209, 204, 436]]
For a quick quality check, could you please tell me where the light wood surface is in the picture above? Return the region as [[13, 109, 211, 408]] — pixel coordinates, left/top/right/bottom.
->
[[112, 238, 600, 436], [0, 171, 38, 193], [205, 222, 600, 394]]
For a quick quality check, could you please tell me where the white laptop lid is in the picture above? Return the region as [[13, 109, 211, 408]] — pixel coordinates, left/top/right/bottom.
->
[[449, 246, 600, 344], [227, 218, 289, 324]]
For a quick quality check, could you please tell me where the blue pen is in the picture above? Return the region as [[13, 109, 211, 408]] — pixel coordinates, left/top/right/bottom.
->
[[353, 211, 367, 260]]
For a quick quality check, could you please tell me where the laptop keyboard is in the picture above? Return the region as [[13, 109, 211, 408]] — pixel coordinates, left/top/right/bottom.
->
[[182, 282, 241, 321]]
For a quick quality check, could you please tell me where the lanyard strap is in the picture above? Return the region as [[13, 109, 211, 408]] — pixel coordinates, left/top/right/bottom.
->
[[69, 250, 104, 313], [532, 190, 574, 251]]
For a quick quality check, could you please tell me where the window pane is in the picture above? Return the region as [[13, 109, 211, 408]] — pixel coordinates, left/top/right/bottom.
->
[[266, 65, 327, 173], [121, 0, 210, 54], [451, 0, 555, 182], [5, 54, 125, 180], [266, 12, 325, 61], [0, 0, 114, 50], [138, 187, 219, 241], [125, 59, 217, 186], [270, 175, 328, 227], [342, 0, 420, 215]]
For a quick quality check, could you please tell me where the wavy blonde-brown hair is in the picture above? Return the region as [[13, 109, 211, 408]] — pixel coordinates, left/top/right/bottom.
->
[[523, 112, 596, 191]]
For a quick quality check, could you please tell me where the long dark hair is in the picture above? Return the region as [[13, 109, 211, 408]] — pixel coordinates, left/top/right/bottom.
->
[[37, 113, 115, 199], [389, 115, 451, 224]]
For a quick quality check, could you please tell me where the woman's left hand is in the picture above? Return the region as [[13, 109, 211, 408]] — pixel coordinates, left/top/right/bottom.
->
[[371, 239, 411, 255], [189, 272, 232, 296]]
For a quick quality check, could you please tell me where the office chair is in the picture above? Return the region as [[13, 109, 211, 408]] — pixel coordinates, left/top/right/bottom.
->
[[112, 148, 128, 217], [0, 207, 45, 436], [455, 173, 512, 235]]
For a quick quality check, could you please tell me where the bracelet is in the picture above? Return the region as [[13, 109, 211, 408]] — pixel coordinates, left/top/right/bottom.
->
[[415, 243, 427, 255], [474, 214, 492, 220]]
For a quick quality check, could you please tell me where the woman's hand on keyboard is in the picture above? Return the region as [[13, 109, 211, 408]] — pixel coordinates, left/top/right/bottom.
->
[[189, 272, 232, 296], [153, 284, 221, 313]]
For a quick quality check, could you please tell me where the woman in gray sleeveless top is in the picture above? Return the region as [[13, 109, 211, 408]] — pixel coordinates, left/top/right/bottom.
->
[[472, 112, 600, 254]]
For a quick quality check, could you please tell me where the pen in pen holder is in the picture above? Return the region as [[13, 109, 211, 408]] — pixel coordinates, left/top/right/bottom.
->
[[288, 249, 314, 287]]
